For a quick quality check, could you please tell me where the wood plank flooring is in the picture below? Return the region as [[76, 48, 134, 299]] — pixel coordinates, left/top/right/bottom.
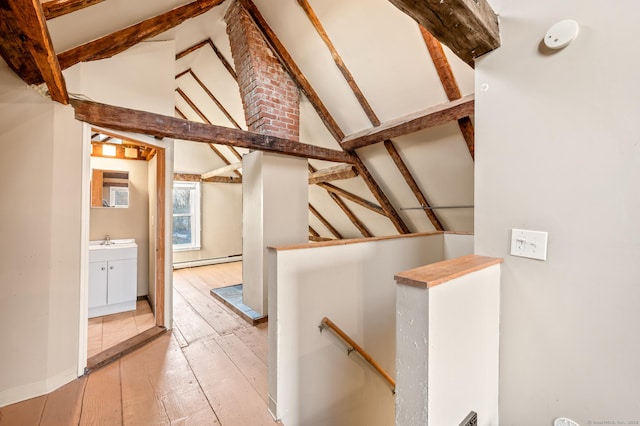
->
[[88, 300, 155, 358], [0, 262, 280, 426]]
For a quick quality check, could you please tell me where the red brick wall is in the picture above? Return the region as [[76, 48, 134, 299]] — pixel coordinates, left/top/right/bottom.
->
[[225, 1, 299, 141]]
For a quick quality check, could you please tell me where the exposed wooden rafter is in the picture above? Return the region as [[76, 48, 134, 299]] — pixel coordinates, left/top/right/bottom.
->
[[421, 27, 475, 159], [42, 0, 105, 20], [309, 226, 334, 242], [176, 38, 237, 81], [175, 39, 210, 60], [57, 0, 225, 71], [296, 0, 380, 126], [241, 0, 410, 235], [384, 140, 444, 231], [175, 107, 187, 120], [175, 83, 242, 175], [205, 175, 242, 183], [0, 0, 68, 103], [188, 70, 242, 129], [201, 162, 242, 179], [309, 204, 342, 240], [308, 164, 358, 185], [387, 0, 500, 67], [317, 183, 385, 216], [341, 94, 474, 151], [327, 192, 372, 238], [71, 99, 354, 164], [175, 173, 242, 184]]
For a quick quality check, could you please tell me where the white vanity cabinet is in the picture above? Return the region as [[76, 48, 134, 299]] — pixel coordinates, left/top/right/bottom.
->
[[89, 241, 137, 318]]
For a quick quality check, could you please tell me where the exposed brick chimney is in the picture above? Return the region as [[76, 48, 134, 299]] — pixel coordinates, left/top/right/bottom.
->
[[225, 1, 299, 141]]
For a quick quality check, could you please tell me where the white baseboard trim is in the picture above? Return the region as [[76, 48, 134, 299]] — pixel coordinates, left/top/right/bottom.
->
[[172, 255, 242, 270], [0, 366, 77, 408]]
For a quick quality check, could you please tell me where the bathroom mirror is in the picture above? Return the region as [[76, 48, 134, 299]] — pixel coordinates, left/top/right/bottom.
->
[[91, 169, 129, 208]]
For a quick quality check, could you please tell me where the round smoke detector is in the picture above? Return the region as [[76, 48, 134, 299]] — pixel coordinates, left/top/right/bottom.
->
[[544, 19, 579, 49]]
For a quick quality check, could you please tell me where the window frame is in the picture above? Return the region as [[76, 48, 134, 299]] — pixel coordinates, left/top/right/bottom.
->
[[172, 181, 202, 251]]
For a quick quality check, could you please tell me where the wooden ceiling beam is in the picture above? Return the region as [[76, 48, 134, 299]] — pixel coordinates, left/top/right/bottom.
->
[[175, 39, 209, 60], [341, 94, 474, 151], [176, 38, 237, 81], [189, 70, 242, 129], [175, 107, 187, 119], [42, 0, 105, 20], [317, 183, 385, 216], [174, 173, 242, 184], [204, 175, 242, 183], [327, 192, 372, 238], [296, 0, 380, 126], [421, 27, 475, 159], [206, 39, 237, 81], [308, 164, 358, 185], [57, 0, 225, 71], [201, 162, 242, 179], [309, 234, 334, 243], [384, 140, 444, 231], [70, 99, 354, 164], [241, 0, 410, 235], [309, 204, 342, 240], [387, 0, 499, 67], [0, 0, 68, 103]]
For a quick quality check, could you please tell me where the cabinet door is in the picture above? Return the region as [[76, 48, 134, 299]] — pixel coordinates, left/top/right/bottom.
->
[[88, 261, 108, 308], [107, 258, 137, 305]]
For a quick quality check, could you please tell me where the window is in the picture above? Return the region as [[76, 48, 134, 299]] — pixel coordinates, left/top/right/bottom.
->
[[172, 181, 201, 251], [109, 187, 129, 208]]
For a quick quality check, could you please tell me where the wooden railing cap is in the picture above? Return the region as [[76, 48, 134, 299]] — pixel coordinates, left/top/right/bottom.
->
[[394, 254, 503, 289]]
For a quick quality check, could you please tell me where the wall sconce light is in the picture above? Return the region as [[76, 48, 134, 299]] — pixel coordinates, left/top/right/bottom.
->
[[102, 144, 116, 157]]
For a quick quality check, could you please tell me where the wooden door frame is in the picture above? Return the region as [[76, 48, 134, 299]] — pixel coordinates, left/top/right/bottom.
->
[[78, 123, 173, 375]]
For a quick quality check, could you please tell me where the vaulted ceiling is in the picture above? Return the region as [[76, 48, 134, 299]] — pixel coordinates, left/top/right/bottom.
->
[[0, 0, 500, 240]]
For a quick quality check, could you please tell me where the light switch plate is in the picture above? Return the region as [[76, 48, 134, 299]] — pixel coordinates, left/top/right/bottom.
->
[[510, 229, 548, 261]]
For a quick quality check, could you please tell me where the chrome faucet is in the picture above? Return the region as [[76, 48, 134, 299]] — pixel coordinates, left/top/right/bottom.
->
[[102, 235, 113, 245]]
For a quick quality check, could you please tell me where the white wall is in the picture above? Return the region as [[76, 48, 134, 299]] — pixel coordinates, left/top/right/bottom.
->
[[244, 152, 308, 315], [0, 64, 83, 406], [268, 233, 472, 426], [65, 41, 175, 115], [90, 157, 149, 296], [444, 232, 474, 260], [476, 2, 640, 424]]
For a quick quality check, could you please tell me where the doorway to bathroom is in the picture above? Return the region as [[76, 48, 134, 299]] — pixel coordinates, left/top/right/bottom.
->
[[80, 124, 172, 373]]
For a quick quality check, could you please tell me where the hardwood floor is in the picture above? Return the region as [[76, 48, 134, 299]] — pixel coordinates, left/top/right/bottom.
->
[[0, 262, 281, 426], [87, 300, 155, 358]]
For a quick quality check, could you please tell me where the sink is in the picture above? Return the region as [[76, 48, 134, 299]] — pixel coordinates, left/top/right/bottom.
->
[[89, 239, 137, 250], [89, 239, 137, 262]]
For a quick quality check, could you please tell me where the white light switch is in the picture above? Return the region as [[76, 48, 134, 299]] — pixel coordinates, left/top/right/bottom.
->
[[510, 229, 548, 261]]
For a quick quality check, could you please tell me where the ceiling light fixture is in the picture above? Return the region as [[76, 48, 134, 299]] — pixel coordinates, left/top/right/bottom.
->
[[102, 144, 116, 157]]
